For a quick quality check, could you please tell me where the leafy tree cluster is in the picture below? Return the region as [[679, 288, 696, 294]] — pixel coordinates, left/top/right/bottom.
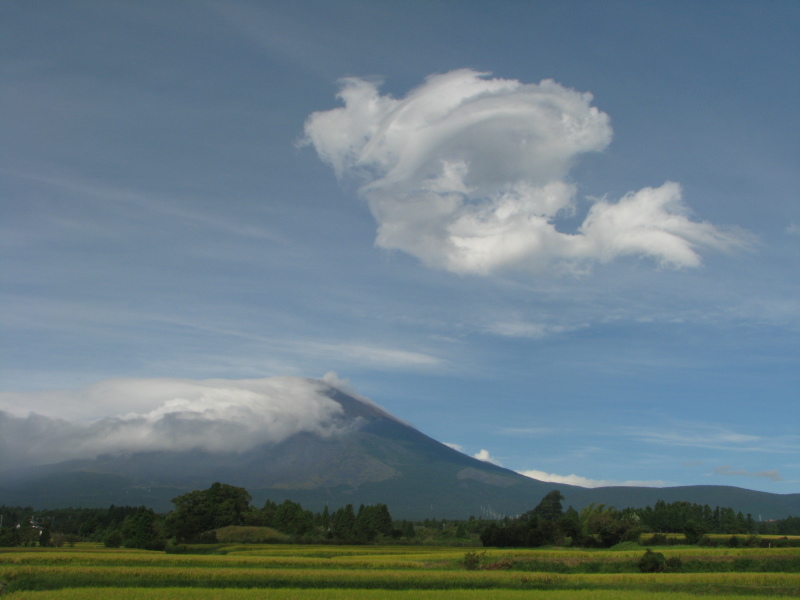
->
[[323, 502, 394, 542], [637, 549, 683, 573], [117, 507, 165, 550], [246, 499, 315, 537], [165, 482, 252, 542], [246, 498, 396, 542], [3, 489, 799, 549], [477, 493, 800, 549], [165, 483, 398, 543], [479, 491, 642, 548], [756, 515, 800, 536], [0, 504, 165, 549], [637, 500, 756, 535]]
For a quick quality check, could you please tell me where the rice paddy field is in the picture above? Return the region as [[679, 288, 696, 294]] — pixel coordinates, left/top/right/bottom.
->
[[2, 542, 799, 599]]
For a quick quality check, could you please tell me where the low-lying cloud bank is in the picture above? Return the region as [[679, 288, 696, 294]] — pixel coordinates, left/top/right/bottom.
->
[[519, 469, 665, 489], [303, 69, 748, 275], [0, 376, 357, 470]]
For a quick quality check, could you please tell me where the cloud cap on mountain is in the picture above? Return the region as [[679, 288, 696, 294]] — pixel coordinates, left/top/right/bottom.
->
[[0, 376, 357, 470]]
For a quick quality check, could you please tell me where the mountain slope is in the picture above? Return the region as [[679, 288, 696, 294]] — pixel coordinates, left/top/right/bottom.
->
[[1, 380, 798, 519]]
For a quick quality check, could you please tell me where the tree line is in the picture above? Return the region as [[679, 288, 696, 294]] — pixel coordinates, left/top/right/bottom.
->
[[2, 483, 799, 550], [479, 492, 800, 548], [164, 482, 397, 544], [0, 483, 408, 549]]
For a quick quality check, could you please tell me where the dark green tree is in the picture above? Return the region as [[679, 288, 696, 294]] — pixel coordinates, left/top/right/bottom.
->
[[273, 500, 314, 536], [683, 519, 709, 544], [165, 482, 251, 542], [331, 504, 356, 541], [560, 506, 582, 544], [355, 503, 393, 541], [121, 507, 165, 550], [0, 527, 22, 547], [638, 549, 667, 573], [103, 530, 122, 548], [530, 490, 565, 522], [38, 528, 51, 547]]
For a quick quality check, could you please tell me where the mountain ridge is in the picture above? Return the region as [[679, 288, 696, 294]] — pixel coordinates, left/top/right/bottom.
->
[[1, 379, 797, 519]]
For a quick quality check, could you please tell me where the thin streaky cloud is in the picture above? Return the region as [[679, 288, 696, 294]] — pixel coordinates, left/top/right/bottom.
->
[[485, 320, 586, 339], [3, 170, 282, 242], [714, 465, 783, 482], [301, 341, 445, 370], [502, 426, 566, 436], [628, 424, 800, 454]]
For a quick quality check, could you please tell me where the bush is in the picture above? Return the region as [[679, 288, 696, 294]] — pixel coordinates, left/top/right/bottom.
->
[[165, 543, 188, 554], [462, 551, 483, 570], [698, 535, 717, 547], [645, 533, 668, 546], [193, 530, 218, 544], [638, 548, 667, 573], [0, 528, 22, 547], [609, 541, 641, 551], [484, 558, 514, 570], [744, 535, 762, 548], [103, 531, 122, 548], [666, 556, 683, 571], [143, 537, 167, 551], [683, 520, 708, 545]]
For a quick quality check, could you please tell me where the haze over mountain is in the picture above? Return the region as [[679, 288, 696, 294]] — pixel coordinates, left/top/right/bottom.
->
[[2, 376, 797, 520]]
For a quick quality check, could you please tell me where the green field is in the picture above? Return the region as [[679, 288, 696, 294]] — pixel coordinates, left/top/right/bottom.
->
[[2, 543, 799, 599]]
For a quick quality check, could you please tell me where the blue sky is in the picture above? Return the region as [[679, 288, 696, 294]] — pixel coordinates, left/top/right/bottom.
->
[[2, 0, 799, 493]]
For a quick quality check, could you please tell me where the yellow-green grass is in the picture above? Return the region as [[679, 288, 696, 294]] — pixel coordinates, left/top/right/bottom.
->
[[2, 564, 799, 593], [5, 589, 800, 600], [4, 544, 797, 569], [2, 544, 799, 597], [213, 526, 290, 544]]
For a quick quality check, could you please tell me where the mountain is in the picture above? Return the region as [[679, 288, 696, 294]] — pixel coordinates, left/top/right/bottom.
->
[[1, 381, 798, 519]]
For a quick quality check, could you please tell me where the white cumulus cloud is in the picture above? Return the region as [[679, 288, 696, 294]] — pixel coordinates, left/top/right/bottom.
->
[[303, 69, 748, 275], [473, 448, 502, 465]]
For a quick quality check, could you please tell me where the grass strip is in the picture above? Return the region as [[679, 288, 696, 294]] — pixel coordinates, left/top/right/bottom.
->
[[3, 566, 799, 595], [5, 588, 800, 600]]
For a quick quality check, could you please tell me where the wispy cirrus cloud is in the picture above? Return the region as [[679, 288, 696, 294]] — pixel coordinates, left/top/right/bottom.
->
[[484, 319, 586, 339], [714, 465, 783, 481], [502, 426, 564, 436], [628, 423, 800, 457], [303, 69, 750, 276], [629, 424, 763, 451], [300, 341, 445, 370]]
